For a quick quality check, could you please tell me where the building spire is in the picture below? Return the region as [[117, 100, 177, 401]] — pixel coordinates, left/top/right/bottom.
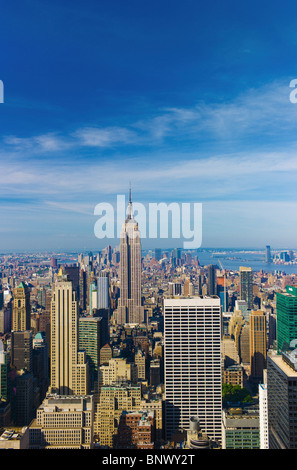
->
[[127, 182, 133, 219]]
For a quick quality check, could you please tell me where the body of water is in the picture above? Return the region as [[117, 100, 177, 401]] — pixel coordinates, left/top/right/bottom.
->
[[196, 251, 297, 275]]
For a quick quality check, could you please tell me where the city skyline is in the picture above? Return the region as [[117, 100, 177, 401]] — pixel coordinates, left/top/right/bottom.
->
[[2, 1, 297, 448], [2, 1, 297, 250], [1, 202, 297, 448]]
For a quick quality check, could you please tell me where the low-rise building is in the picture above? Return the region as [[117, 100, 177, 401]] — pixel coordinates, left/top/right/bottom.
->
[[28, 394, 94, 449]]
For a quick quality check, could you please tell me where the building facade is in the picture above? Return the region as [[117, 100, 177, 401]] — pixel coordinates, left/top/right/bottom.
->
[[267, 349, 297, 448], [12, 282, 31, 332], [115, 190, 144, 325], [249, 310, 267, 380], [164, 296, 222, 443], [50, 275, 88, 395], [259, 379, 269, 449], [239, 267, 253, 310], [276, 285, 297, 353], [29, 394, 94, 449], [222, 407, 259, 449]]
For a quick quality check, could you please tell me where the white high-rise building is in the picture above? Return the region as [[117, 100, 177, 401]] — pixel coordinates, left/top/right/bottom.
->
[[164, 296, 222, 443], [259, 380, 269, 449], [97, 272, 109, 309]]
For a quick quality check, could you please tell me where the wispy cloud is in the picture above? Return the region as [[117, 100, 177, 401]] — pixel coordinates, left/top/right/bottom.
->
[[3, 132, 72, 153], [73, 126, 138, 147], [1, 146, 297, 204], [3, 79, 295, 155], [1, 79, 297, 251]]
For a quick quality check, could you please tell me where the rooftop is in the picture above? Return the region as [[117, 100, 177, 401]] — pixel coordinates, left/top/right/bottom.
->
[[0, 428, 27, 441]]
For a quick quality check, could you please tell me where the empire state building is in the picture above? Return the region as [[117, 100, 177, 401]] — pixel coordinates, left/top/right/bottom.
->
[[114, 189, 144, 325]]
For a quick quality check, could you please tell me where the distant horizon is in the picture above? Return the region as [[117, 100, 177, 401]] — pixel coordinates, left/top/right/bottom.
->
[[0, 245, 295, 256]]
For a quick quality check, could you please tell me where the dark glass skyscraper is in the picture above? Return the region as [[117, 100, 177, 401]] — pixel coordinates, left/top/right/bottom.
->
[[276, 285, 297, 353], [207, 264, 216, 296], [240, 267, 253, 310]]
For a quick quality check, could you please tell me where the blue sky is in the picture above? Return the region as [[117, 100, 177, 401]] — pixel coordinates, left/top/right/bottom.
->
[[1, 0, 297, 251]]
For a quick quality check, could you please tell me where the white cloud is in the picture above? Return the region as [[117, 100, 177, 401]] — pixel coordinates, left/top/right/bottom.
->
[[3, 132, 72, 153], [1, 78, 297, 250], [73, 126, 138, 147], [2, 79, 296, 162]]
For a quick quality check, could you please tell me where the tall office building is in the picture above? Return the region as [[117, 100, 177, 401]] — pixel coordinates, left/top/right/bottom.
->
[[0, 340, 9, 402], [265, 245, 272, 263], [249, 310, 267, 380], [12, 282, 31, 331], [12, 370, 34, 426], [97, 272, 109, 309], [49, 273, 88, 395], [64, 265, 80, 301], [207, 264, 216, 296], [78, 316, 102, 388], [79, 268, 87, 312], [33, 332, 49, 401], [0, 305, 11, 334], [115, 189, 144, 325], [11, 330, 33, 372], [267, 348, 297, 448], [93, 308, 110, 347], [164, 297, 222, 443], [240, 267, 253, 310], [276, 285, 297, 353], [89, 280, 98, 314], [259, 371, 269, 449], [135, 348, 146, 381]]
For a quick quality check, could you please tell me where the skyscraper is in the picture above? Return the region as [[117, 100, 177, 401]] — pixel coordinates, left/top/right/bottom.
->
[[114, 188, 144, 325], [64, 265, 80, 303], [249, 310, 267, 380], [49, 273, 88, 395], [78, 316, 102, 388], [207, 264, 216, 296], [97, 272, 109, 309], [11, 330, 33, 372], [12, 282, 31, 332], [240, 267, 253, 310], [164, 297, 222, 443], [89, 280, 97, 314], [0, 340, 9, 402], [265, 245, 272, 263], [276, 285, 297, 353], [267, 349, 297, 449], [259, 372, 269, 449]]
